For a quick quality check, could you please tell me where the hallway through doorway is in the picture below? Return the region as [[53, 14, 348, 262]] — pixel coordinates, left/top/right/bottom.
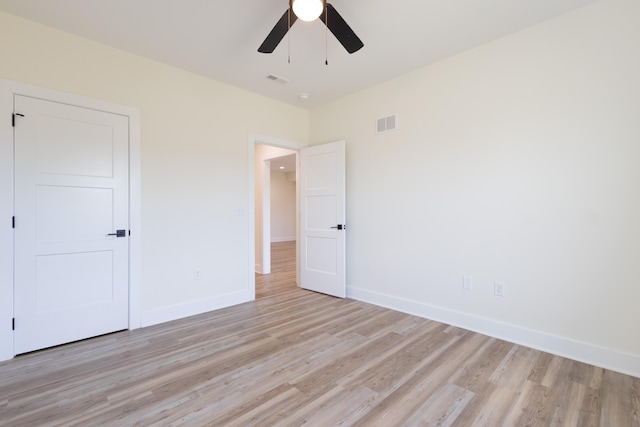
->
[[256, 241, 296, 299]]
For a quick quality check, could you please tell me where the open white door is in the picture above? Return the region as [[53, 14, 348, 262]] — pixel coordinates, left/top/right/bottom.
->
[[13, 95, 129, 354], [300, 141, 346, 298]]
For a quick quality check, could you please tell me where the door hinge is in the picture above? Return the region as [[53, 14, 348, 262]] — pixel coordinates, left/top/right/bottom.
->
[[12, 113, 24, 127], [12, 318, 15, 331], [12, 216, 15, 229]]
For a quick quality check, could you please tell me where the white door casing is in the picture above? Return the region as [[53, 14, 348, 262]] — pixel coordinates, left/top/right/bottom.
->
[[13, 95, 130, 354], [300, 141, 346, 298], [248, 134, 305, 298]]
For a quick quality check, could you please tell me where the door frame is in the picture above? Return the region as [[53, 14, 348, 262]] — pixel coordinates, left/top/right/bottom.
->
[[0, 79, 141, 361], [247, 133, 305, 296]]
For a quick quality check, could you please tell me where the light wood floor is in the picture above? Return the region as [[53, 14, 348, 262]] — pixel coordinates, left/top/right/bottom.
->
[[1, 241, 638, 426]]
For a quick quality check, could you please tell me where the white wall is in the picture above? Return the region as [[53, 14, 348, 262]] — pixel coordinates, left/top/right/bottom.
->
[[270, 170, 296, 242], [0, 11, 309, 333], [310, 0, 640, 376]]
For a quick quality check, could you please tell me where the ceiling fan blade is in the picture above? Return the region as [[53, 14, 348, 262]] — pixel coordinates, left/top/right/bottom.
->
[[258, 8, 298, 53], [320, 4, 364, 54]]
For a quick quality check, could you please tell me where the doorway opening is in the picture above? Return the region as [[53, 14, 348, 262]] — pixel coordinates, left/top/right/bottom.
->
[[247, 135, 346, 300], [254, 144, 298, 297]]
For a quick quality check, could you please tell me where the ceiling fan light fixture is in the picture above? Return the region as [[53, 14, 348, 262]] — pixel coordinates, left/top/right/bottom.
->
[[292, 0, 324, 22]]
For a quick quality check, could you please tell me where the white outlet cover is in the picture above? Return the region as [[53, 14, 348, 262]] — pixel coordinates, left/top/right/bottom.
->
[[463, 276, 473, 291]]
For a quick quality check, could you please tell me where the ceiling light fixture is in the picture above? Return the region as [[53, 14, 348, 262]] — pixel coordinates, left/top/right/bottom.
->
[[292, 0, 324, 22]]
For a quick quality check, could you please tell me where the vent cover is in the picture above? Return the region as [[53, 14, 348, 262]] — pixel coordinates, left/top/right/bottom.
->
[[266, 74, 289, 84], [376, 114, 397, 133]]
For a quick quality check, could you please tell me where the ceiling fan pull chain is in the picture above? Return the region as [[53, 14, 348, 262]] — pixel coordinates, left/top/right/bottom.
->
[[325, 2, 328, 65], [288, 6, 291, 63]]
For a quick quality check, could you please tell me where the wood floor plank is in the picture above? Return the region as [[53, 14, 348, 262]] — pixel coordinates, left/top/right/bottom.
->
[[0, 241, 637, 426], [552, 381, 587, 426], [448, 337, 513, 393], [286, 385, 379, 427], [488, 344, 543, 391], [462, 382, 517, 427], [350, 332, 490, 426], [403, 382, 475, 426], [599, 370, 640, 427], [342, 322, 453, 393], [633, 377, 640, 425]]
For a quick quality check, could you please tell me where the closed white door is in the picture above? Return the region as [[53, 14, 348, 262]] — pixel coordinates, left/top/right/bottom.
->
[[300, 141, 346, 297], [14, 95, 129, 354]]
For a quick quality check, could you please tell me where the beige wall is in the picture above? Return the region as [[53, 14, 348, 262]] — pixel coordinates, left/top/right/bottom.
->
[[0, 11, 308, 325], [310, 0, 640, 374], [270, 170, 296, 242]]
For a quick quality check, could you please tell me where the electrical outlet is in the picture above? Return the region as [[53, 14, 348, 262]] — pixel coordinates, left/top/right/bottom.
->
[[194, 270, 201, 280], [463, 276, 473, 291], [494, 281, 505, 297]]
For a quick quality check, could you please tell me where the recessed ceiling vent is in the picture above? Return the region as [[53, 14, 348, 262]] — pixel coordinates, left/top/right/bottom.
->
[[266, 74, 289, 84], [376, 114, 397, 134]]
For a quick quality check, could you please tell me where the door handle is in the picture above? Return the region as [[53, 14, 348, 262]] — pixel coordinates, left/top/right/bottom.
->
[[330, 224, 345, 230], [107, 229, 127, 237]]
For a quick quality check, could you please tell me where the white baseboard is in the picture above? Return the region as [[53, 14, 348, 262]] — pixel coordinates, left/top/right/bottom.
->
[[140, 290, 254, 328], [347, 286, 640, 378], [271, 237, 296, 243]]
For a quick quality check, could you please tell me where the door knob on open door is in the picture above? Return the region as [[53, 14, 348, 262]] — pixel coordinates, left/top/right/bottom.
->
[[107, 230, 127, 237], [330, 224, 345, 230]]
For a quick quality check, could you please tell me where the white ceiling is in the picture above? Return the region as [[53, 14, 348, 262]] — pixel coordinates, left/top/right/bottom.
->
[[269, 154, 297, 172], [0, 0, 598, 109]]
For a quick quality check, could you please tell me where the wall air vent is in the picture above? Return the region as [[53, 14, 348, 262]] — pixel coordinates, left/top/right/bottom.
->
[[376, 114, 397, 134], [266, 74, 289, 84]]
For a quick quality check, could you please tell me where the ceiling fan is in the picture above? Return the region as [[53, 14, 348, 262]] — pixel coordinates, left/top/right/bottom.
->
[[258, 0, 364, 55]]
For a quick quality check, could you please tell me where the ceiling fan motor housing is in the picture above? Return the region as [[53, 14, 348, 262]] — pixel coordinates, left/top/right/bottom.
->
[[290, 0, 326, 22]]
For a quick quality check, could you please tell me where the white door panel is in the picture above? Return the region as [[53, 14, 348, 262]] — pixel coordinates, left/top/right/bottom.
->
[[306, 151, 337, 189], [36, 251, 114, 313], [36, 185, 114, 242], [307, 237, 338, 273], [14, 95, 129, 354], [306, 195, 337, 229], [300, 141, 346, 298], [35, 114, 115, 177]]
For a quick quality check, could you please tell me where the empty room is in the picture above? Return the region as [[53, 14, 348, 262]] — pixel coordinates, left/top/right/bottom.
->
[[0, 0, 638, 425]]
